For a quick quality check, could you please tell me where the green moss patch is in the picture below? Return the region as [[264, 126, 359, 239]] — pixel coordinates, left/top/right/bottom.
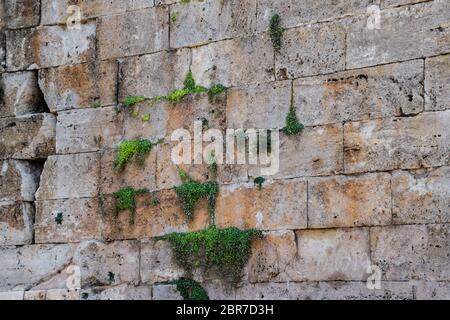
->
[[270, 14, 285, 52], [157, 225, 263, 286], [282, 104, 304, 136], [115, 139, 160, 171], [123, 95, 148, 108], [254, 176, 266, 190], [174, 278, 209, 300], [113, 187, 149, 225]]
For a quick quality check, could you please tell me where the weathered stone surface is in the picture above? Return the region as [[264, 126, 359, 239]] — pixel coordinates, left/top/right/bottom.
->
[[392, 167, 449, 224], [39, 61, 117, 112], [35, 198, 103, 244], [41, 0, 155, 25], [227, 81, 291, 129], [4, 0, 40, 29], [287, 228, 371, 281], [0, 201, 34, 245], [0, 31, 5, 72], [0, 71, 46, 117], [425, 54, 450, 111], [371, 224, 450, 281], [414, 281, 450, 300], [191, 34, 274, 88], [264, 124, 343, 179], [294, 60, 424, 126], [81, 284, 151, 300], [308, 173, 392, 228], [73, 240, 140, 287], [102, 189, 209, 240], [123, 101, 167, 143], [152, 284, 182, 300], [247, 230, 297, 283], [344, 111, 450, 173], [140, 239, 184, 285], [0, 160, 42, 202], [347, 1, 450, 68], [99, 148, 157, 195], [382, 0, 427, 8], [56, 107, 123, 154], [119, 49, 190, 101], [97, 8, 169, 60], [0, 114, 56, 160], [23, 290, 46, 300], [6, 23, 96, 71], [216, 180, 307, 231], [0, 290, 24, 300], [46, 289, 80, 300], [36, 153, 100, 200], [0, 244, 75, 291], [170, 0, 256, 48], [256, 0, 373, 31], [235, 281, 413, 300], [276, 23, 345, 79]]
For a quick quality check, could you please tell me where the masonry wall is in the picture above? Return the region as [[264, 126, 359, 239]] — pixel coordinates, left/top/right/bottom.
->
[[0, 0, 449, 300]]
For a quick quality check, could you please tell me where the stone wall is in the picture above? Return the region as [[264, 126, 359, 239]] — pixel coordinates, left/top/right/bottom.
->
[[0, 0, 449, 300]]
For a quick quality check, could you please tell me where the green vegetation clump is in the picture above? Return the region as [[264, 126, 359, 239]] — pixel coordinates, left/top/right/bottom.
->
[[174, 278, 209, 300], [174, 171, 219, 219], [157, 225, 263, 286], [55, 212, 63, 225], [113, 187, 149, 225], [115, 139, 159, 171], [91, 100, 101, 108], [269, 14, 285, 52], [141, 114, 150, 122], [123, 96, 147, 108], [282, 104, 304, 136], [254, 176, 266, 190]]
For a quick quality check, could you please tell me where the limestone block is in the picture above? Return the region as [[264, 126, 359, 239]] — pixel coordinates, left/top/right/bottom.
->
[[81, 284, 151, 300], [0, 201, 34, 245], [425, 54, 450, 111], [216, 180, 307, 231], [294, 60, 424, 126], [4, 0, 40, 29], [39, 61, 118, 112], [392, 167, 450, 224], [56, 107, 123, 154], [97, 8, 169, 60], [152, 285, 182, 300], [308, 173, 392, 228], [414, 281, 450, 300], [0, 160, 42, 202], [371, 224, 450, 281], [36, 153, 100, 200], [344, 111, 450, 173], [0, 114, 56, 160]]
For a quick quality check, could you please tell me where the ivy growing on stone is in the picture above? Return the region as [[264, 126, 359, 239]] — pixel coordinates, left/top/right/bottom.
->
[[174, 278, 209, 300], [174, 171, 219, 220], [269, 14, 284, 52], [115, 139, 161, 171], [113, 187, 149, 225], [156, 225, 263, 286], [282, 104, 304, 136]]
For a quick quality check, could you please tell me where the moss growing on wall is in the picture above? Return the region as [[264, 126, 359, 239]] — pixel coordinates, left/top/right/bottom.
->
[[115, 139, 161, 171], [157, 226, 263, 286], [174, 171, 219, 219], [254, 176, 266, 190], [113, 187, 149, 225], [174, 278, 209, 300], [123, 95, 147, 108], [270, 14, 284, 52], [282, 104, 304, 136]]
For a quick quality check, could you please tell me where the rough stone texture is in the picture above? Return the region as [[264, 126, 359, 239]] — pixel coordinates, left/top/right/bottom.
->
[[392, 167, 450, 224], [0, 114, 56, 160], [371, 224, 450, 281], [414, 281, 450, 300], [290, 228, 371, 281], [3, 0, 40, 29], [97, 8, 169, 60], [276, 22, 346, 79], [81, 284, 151, 300], [41, 0, 155, 25], [227, 81, 291, 129], [425, 54, 450, 111], [119, 49, 190, 101], [216, 180, 307, 231], [0, 71, 47, 117], [170, 0, 256, 48], [0, 160, 42, 202], [344, 111, 450, 174], [56, 107, 123, 154], [347, 1, 450, 69], [39, 61, 118, 112], [191, 34, 274, 88], [152, 284, 182, 300], [36, 153, 100, 200], [0, 201, 34, 245], [6, 23, 96, 71], [35, 198, 103, 244], [294, 60, 424, 126], [308, 173, 392, 228]]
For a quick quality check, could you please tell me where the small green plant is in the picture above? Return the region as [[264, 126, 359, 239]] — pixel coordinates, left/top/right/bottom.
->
[[282, 104, 304, 136], [157, 226, 263, 286], [171, 12, 179, 23], [55, 212, 63, 225], [151, 196, 160, 206], [254, 176, 266, 190], [269, 14, 285, 52], [166, 88, 191, 102], [91, 100, 101, 108], [113, 187, 149, 225], [180, 0, 191, 4], [174, 278, 209, 300], [115, 139, 158, 171], [123, 96, 147, 108], [207, 150, 218, 178], [141, 114, 150, 122], [174, 171, 219, 219]]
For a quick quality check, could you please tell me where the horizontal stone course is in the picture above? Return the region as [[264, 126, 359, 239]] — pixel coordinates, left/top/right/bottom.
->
[[0, 201, 34, 246], [425, 54, 450, 111], [3, 0, 40, 30], [0, 160, 42, 202]]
